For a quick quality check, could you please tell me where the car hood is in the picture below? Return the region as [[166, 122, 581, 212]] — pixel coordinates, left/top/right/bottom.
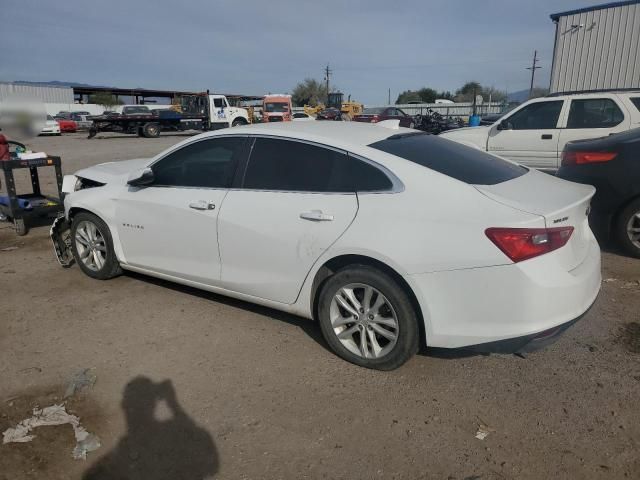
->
[[439, 126, 491, 149], [74, 158, 150, 183]]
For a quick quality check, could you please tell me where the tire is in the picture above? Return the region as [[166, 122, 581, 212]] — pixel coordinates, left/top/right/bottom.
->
[[614, 198, 640, 258], [231, 118, 246, 127], [71, 212, 122, 279], [409, 121, 415, 129], [14, 218, 27, 236], [317, 265, 419, 370], [143, 122, 161, 138]]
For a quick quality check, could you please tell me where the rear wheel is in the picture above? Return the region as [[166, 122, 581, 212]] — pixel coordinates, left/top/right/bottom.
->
[[615, 198, 640, 258], [317, 265, 419, 370], [71, 212, 122, 279], [143, 122, 161, 138]]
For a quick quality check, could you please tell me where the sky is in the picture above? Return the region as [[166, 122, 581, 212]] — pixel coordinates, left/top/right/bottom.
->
[[1, 0, 597, 104]]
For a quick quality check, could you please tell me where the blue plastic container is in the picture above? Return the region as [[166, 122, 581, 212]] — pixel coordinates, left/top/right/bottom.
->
[[468, 115, 481, 127]]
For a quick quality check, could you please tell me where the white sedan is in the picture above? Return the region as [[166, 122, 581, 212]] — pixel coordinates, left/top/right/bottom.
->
[[51, 121, 601, 370], [40, 115, 61, 135]]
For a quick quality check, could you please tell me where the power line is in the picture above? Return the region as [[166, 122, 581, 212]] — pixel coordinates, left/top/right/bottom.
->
[[526, 50, 541, 98]]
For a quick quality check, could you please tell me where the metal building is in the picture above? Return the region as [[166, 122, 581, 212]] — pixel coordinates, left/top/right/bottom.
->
[[0, 82, 74, 103], [549, 0, 640, 93]]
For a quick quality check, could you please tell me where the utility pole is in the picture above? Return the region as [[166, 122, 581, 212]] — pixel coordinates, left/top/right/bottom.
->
[[324, 64, 332, 102], [388, 88, 391, 105], [526, 50, 541, 98]]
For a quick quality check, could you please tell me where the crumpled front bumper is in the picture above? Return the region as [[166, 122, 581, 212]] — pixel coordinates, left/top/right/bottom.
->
[[50, 214, 74, 268]]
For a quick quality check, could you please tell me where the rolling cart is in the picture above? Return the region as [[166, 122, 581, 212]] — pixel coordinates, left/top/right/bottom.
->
[[0, 154, 64, 236]]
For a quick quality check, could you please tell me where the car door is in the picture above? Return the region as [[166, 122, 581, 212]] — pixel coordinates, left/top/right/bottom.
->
[[217, 137, 360, 304], [486, 99, 564, 169], [557, 97, 630, 154], [395, 108, 413, 127], [115, 136, 248, 284]]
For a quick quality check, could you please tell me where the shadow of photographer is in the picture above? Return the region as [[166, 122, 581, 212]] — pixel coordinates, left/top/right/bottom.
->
[[83, 376, 218, 479]]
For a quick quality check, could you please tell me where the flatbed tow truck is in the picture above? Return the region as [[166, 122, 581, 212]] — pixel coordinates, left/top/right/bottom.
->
[[87, 93, 251, 138]]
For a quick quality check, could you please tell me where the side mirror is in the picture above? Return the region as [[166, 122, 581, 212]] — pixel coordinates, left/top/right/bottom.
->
[[497, 119, 512, 131], [127, 167, 154, 187]]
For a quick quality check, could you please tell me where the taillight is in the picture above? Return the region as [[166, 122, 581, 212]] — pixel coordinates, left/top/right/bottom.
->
[[561, 150, 617, 166], [485, 227, 574, 262], [371, 115, 379, 123]]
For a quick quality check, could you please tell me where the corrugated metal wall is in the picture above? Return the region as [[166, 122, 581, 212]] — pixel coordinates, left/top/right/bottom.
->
[[550, 2, 640, 93], [0, 83, 74, 103]]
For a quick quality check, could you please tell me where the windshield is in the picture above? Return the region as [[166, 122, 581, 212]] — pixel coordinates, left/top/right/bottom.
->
[[264, 103, 289, 113], [363, 108, 385, 114], [369, 133, 526, 185]]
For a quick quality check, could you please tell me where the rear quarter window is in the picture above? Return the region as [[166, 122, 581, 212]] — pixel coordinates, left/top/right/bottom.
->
[[368, 133, 527, 185]]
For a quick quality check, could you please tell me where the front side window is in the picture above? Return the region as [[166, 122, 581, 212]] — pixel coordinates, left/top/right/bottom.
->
[[243, 138, 392, 192], [566, 98, 624, 129], [213, 98, 224, 108], [505, 100, 563, 130], [152, 137, 245, 188], [631, 97, 640, 112]]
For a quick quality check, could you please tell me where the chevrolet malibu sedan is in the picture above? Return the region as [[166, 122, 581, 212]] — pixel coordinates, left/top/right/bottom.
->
[[51, 121, 601, 370]]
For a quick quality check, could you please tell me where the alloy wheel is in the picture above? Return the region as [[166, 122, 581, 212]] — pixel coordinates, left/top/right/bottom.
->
[[75, 220, 107, 271], [627, 210, 640, 249], [329, 283, 399, 359]]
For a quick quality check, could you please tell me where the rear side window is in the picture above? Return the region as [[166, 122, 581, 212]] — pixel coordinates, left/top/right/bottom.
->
[[505, 101, 563, 130], [243, 138, 392, 192], [566, 98, 624, 129], [629, 97, 640, 112], [369, 133, 526, 185], [152, 137, 245, 188]]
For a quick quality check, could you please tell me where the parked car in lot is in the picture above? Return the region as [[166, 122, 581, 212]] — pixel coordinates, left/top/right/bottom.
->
[[54, 116, 77, 133], [52, 122, 601, 370], [353, 107, 415, 128], [40, 115, 61, 135], [440, 91, 640, 170], [70, 114, 93, 130], [315, 108, 343, 120], [557, 128, 640, 258], [292, 112, 315, 121]]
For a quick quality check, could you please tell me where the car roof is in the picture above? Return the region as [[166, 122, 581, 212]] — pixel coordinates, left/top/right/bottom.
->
[[206, 121, 401, 148]]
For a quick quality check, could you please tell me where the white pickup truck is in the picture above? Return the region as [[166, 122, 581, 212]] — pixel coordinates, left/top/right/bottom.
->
[[440, 91, 640, 170]]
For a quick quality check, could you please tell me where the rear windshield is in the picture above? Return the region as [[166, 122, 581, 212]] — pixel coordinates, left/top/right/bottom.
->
[[368, 133, 527, 185]]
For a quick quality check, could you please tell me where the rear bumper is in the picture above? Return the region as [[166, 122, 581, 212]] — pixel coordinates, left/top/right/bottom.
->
[[462, 298, 596, 354], [408, 233, 601, 349]]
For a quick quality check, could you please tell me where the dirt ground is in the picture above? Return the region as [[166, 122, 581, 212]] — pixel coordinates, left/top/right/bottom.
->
[[1, 132, 639, 480]]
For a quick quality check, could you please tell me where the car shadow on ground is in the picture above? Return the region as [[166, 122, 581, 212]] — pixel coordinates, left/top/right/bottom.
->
[[123, 271, 486, 362], [83, 376, 218, 480], [88, 132, 198, 140]]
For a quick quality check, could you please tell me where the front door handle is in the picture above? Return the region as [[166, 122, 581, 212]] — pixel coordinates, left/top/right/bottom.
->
[[189, 200, 215, 210], [541, 134, 553, 139], [300, 210, 334, 221]]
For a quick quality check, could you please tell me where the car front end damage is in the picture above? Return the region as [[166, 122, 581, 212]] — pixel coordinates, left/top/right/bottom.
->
[[50, 213, 74, 267], [50, 173, 107, 268]]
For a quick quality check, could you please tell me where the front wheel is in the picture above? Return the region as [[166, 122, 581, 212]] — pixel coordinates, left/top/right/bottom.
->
[[615, 198, 640, 258], [71, 212, 122, 279], [231, 118, 246, 127], [317, 266, 419, 370]]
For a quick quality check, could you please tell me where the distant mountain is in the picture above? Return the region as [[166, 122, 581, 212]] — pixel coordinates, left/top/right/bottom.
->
[[12, 80, 112, 89], [507, 89, 530, 103]]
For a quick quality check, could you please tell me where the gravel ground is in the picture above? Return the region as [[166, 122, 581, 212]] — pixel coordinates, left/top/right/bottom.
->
[[1, 132, 639, 480]]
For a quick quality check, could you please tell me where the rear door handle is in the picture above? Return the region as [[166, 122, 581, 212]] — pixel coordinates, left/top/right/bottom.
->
[[189, 200, 215, 210], [541, 134, 553, 139], [300, 210, 334, 221]]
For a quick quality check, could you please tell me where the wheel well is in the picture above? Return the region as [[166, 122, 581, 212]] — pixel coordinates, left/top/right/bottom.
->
[[68, 207, 94, 221], [233, 117, 248, 125], [310, 254, 426, 348]]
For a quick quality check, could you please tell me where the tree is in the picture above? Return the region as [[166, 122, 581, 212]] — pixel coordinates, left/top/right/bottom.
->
[[291, 78, 325, 107], [395, 87, 450, 104], [395, 90, 421, 104], [88, 92, 123, 110], [455, 81, 482, 102]]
